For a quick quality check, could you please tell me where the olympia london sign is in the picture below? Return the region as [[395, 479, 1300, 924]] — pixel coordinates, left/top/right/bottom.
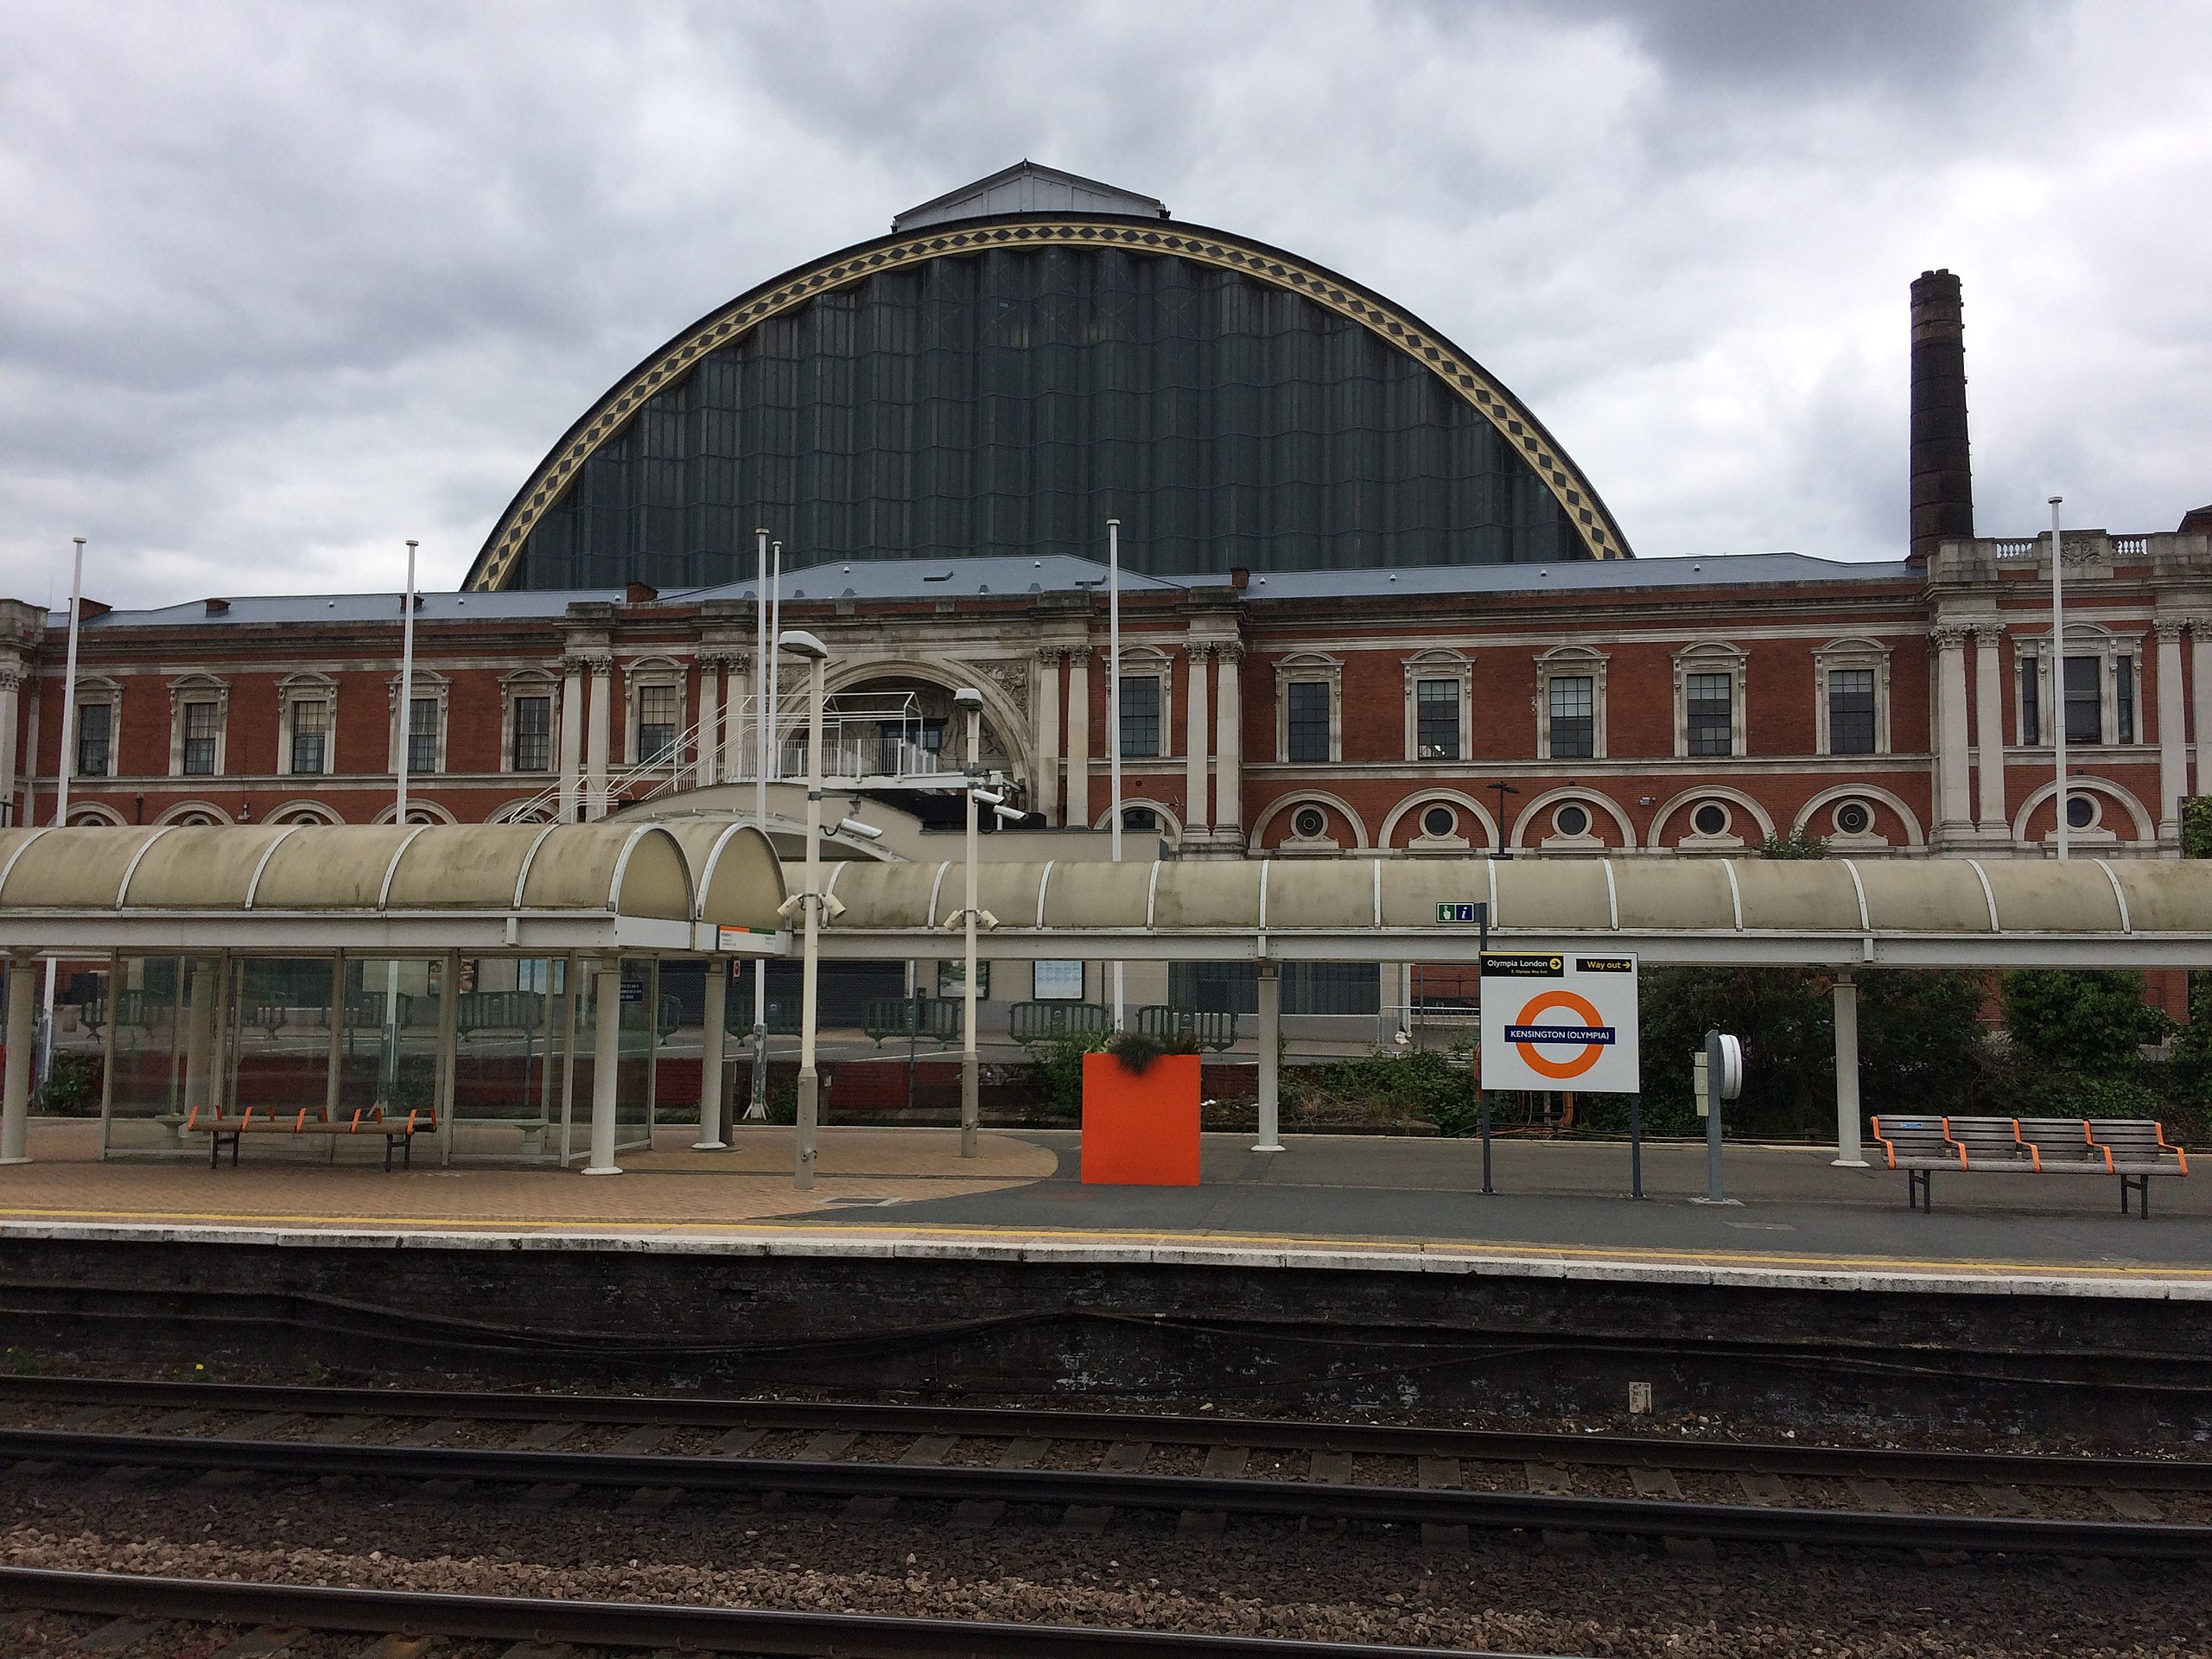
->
[[1478, 952, 1641, 1093]]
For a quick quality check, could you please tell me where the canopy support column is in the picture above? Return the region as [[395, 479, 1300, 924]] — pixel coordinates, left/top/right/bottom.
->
[[1832, 970, 1866, 1167], [695, 959, 728, 1149], [2, 954, 35, 1164], [96, 951, 118, 1161], [1254, 959, 1282, 1154], [583, 958, 621, 1174]]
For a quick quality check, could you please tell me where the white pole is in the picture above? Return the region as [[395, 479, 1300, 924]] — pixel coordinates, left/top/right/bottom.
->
[[383, 540, 418, 1107], [2050, 497, 2067, 861], [1107, 518, 1124, 1032], [41, 537, 85, 1088], [748, 528, 770, 1122], [963, 700, 981, 1160], [767, 541, 783, 784], [794, 644, 824, 1189]]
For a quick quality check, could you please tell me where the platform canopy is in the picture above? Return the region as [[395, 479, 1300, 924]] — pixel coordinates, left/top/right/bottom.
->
[[0, 823, 786, 955], [811, 855, 2212, 968]]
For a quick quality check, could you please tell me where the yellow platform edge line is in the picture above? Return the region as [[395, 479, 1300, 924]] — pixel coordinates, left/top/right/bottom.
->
[[0, 1205, 2206, 1281]]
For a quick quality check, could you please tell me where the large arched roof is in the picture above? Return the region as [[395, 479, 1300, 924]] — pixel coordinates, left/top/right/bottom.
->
[[466, 213, 1630, 591]]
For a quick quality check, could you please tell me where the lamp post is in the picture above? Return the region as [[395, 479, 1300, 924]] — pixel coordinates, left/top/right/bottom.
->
[[780, 627, 829, 1190], [954, 688, 985, 1160], [1486, 781, 1519, 855], [2050, 496, 2069, 861], [1107, 518, 1124, 1030], [747, 528, 772, 1122], [379, 540, 419, 1109], [41, 537, 85, 1093]]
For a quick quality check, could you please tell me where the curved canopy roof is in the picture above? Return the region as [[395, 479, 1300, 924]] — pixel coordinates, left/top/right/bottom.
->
[[467, 204, 1629, 591], [810, 855, 2212, 968], [0, 823, 785, 955]]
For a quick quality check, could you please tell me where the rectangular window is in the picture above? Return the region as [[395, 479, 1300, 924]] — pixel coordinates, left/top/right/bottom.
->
[[75, 703, 111, 779], [1415, 679, 1459, 760], [1827, 668, 1877, 755], [1033, 960, 1084, 1001], [636, 684, 678, 763], [1286, 681, 1331, 762], [1120, 675, 1160, 758], [2021, 658, 2040, 745], [181, 701, 219, 775], [1548, 676, 1595, 759], [2063, 656, 2102, 746], [407, 696, 439, 775], [513, 696, 551, 772], [1686, 672, 1734, 756], [2117, 656, 2135, 744], [289, 701, 327, 776]]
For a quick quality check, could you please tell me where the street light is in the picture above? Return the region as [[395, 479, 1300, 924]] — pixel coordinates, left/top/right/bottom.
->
[[1485, 781, 1519, 855], [953, 687, 986, 1160], [780, 626, 830, 1190]]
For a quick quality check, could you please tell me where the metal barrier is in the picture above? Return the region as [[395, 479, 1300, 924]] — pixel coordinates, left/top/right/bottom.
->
[[1136, 1005, 1239, 1052], [1009, 1001, 1114, 1045], [864, 995, 961, 1046], [725, 995, 802, 1036], [454, 989, 547, 1038]]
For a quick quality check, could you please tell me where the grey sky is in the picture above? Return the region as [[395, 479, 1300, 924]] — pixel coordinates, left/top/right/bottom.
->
[[3, 0, 2205, 607]]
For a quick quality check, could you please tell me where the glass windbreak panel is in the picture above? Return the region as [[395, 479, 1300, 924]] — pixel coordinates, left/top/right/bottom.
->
[[513, 696, 552, 772], [76, 703, 111, 778], [448, 957, 563, 1160], [637, 685, 679, 763], [1548, 676, 1594, 759], [1167, 961, 1259, 1015], [102, 956, 201, 1152], [1281, 963, 1382, 1015], [1686, 672, 1732, 756], [289, 701, 328, 775], [514, 244, 1582, 590], [2064, 656, 2102, 745], [407, 697, 439, 775], [615, 957, 656, 1146], [1416, 679, 1459, 760], [340, 957, 442, 1124], [1286, 681, 1331, 762], [182, 702, 219, 775], [1827, 669, 1876, 755], [1120, 676, 1160, 758]]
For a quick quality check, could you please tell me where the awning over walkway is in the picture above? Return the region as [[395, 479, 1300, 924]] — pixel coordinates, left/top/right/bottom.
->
[[0, 823, 787, 955], [810, 855, 2212, 967]]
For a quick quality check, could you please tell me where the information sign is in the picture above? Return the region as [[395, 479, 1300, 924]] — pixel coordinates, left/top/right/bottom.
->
[[619, 979, 646, 1004], [1478, 951, 1640, 1093]]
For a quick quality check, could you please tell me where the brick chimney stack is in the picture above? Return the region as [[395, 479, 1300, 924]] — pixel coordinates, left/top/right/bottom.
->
[[1909, 269, 1974, 565]]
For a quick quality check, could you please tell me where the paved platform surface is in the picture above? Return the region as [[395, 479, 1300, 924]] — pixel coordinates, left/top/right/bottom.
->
[[0, 1118, 2206, 1296]]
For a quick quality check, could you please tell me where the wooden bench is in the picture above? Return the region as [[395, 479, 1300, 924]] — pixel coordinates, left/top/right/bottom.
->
[[1870, 1115, 2189, 1217], [185, 1103, 435, 1171]]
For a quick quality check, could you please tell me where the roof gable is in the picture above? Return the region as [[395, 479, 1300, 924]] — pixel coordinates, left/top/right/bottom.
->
[[893, 161, 1167, 231]]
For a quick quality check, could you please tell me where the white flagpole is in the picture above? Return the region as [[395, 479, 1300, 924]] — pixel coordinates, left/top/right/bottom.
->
[[1108, 517, 1124, 1032], [41, 537, 86, 1086], [747, 528, 770, 1120], [767, 541, 783, 783], [2050, 498, 2067, 861], [381, 539, 417, 1108]]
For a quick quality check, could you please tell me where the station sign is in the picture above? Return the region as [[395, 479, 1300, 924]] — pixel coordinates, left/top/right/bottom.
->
[[1478, 951, 1640, 1094]]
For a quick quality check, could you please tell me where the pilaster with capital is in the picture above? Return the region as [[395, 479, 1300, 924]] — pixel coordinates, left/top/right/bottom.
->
[[2154, 617, 2188, 836], [1183, 642, 1212, 835], [583, 657, 613, 820], [2192, 617, 2212, 799], [1970, 623, 2007, 832], [0, 664, 20, 830], [1211, 641, 1243, 836], [1931, 624, 1973, 834], [1065, 645, 1092, 829], [1033, 647, 1064, 825]]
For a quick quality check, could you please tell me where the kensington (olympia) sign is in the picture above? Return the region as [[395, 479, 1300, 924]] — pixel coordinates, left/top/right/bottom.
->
[[1478, 951, 1641, 1093]]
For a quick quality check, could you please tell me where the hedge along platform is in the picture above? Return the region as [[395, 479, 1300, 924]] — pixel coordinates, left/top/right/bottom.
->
[[1079, 1052, 1200, 1185]]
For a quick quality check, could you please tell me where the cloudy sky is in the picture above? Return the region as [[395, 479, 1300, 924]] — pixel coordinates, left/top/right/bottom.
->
[[3, 0, 2207, 608]]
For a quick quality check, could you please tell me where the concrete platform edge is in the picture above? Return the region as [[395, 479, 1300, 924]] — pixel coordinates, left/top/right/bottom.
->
[[1, 1219, 2206, 1302]]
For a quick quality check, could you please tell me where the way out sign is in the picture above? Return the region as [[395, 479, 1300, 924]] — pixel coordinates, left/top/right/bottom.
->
[[1479, 952, 1641, 1093]]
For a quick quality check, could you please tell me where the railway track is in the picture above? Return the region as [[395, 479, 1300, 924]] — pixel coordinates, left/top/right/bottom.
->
[[0, 1566, 1554, 1657], [3, 1374, 2209, 1557]]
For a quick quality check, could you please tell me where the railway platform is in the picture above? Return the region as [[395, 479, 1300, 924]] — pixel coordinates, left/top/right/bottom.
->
[[0, 1116, 2205, 1296]]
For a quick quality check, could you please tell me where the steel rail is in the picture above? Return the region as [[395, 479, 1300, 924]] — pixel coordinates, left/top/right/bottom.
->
[[4, 1373, 2209, 1491], [0, 1565, 1548, 1658], [6, 1427, 2209, 1559]]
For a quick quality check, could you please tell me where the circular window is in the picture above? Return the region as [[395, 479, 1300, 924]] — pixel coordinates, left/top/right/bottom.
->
[[1421, 804, 1458, 838], [1691, 802, 1730, 837], [1293, 806, 1327, 839], [2065, 794, 2097, 830], [1834, 800, 1872, 836], [1554, 803, 1591, 837]]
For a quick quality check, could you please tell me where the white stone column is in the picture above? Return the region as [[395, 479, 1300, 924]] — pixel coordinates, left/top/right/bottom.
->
[[1213, 643, 1243, 836], [1184, 644, 1211, 836], [583, 960, 621, 1174], [1972, 625, 2006, 833], [557, 659, 584, 823], [0, 668, 20, 829], [695, 961, 728, 1149], [2156, 620, 2187, 839], [1832, 972, 1865, 1167], [1065, 645, 1091, 830], [721, 652, 752, 783], [695, 656, 721, 789], [1255, 959, 1281, 1152], [1034, 648, 1062, 826], [585, 661, 612, 821], [1933, 625, 1972, 833], [2194, 620, 2212, 800], [2, 956, 34, 1164]]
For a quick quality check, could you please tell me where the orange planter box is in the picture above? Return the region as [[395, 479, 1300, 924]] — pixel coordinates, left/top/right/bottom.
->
[[1080, 1052, 1202, 1185]]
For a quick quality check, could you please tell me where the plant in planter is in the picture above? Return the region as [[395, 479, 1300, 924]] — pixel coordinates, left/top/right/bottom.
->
[[1081, 1031, 1204, 1185]]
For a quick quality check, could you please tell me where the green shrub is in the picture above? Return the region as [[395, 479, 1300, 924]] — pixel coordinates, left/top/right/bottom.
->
[[2000, 969, 2172, 1070], [1031, 1029, 1109, 1110], [35, 1052, 101, 1116]]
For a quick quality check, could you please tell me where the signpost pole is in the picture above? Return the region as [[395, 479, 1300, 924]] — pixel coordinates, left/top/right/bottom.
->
[[1630, 1090, 1643, 1200], [1479, 1088, 1492, 1195]]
